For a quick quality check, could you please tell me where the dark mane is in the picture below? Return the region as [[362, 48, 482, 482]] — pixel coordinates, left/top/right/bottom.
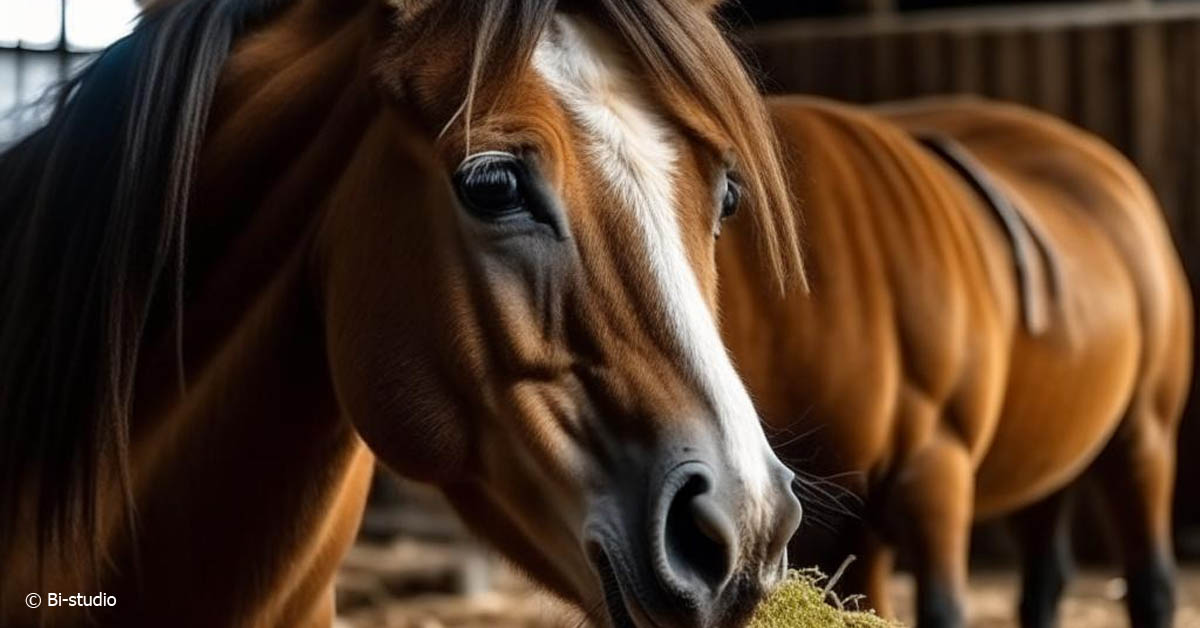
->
[[0, 0, 291, 578]]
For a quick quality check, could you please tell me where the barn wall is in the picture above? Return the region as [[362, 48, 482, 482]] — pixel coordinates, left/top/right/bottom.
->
[[744, 2, 1200, 546]]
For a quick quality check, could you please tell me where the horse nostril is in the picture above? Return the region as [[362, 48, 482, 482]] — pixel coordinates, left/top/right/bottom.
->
[[658, 468, 738, 599]]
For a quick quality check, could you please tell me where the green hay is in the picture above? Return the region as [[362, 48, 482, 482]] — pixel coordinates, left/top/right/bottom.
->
[[749, 568, 902, 628]]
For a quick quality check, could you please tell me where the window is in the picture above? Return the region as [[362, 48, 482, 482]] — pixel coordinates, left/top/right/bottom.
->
[[1, 0, 139, 143], [1, 0, 140, 52], [65, 0, 142, 52]]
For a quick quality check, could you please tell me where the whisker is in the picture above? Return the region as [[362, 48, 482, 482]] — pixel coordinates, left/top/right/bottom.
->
[[795, 477, 865, 511], [762, 405, 817, 449], [798, 511, 838, 533], [784, 465, 866, 528], [769, 423, 824, 451], [794, 483, 860, 520]]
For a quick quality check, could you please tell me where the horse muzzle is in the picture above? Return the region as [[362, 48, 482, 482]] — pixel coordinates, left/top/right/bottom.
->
[[583, 449, 802, 627]]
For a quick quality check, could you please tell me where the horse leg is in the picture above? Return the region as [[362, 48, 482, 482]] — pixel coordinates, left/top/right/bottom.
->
[[1093, 403, 1177, 628], [891, 435, 973, 628], [1009, 488, 1075, 628], [838, 524, 896, 619]]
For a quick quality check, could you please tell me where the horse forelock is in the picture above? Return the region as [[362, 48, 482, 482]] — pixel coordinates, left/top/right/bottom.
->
[[406, 0, 805, 288]]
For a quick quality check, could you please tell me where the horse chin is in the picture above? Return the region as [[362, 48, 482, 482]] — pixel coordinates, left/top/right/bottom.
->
[[583, 535, 769, 628]]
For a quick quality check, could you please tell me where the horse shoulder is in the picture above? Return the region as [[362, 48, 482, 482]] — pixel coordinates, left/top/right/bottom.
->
[[728, 99, 1018, 476]]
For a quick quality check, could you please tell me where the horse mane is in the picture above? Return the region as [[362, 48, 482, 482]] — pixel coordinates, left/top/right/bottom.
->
[[0, 0, 802, 586], [0, 0, 290, 579]]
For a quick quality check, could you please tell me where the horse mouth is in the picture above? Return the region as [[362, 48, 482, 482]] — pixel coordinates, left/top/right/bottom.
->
[[588, 543, 643, 628]]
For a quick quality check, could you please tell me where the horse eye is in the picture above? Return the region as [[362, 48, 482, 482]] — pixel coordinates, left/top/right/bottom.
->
[[720, 177, 742, 221], [454, 153, 528, 220]]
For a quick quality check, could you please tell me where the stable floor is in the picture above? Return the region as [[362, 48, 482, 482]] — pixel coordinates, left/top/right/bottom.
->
[[334, 536, 1200, 628]]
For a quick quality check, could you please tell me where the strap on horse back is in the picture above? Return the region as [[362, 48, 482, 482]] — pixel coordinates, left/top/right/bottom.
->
[[915, 133, 1061, 335]]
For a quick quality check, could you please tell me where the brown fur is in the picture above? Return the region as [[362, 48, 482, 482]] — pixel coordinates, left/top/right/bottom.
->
[[717, 96, 1192, 626], [4, 0, 1188, 625]]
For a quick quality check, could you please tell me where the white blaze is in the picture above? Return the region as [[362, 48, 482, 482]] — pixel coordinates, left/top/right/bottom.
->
[[533, 15, 776, 501]]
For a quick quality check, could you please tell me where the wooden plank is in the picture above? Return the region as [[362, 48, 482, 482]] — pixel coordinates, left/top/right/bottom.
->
[[1027, 26, 1071, 117], [985, 27, 1027, 102], [912, 28, 947, 96], [755, 38, 812, 95], [866, 0, 896, 16], [1186, 21, 1200, 251], [1129, 21, 1170, 225], [746, 1, 1200, 43], [841, 35, 869, 103], [890, 32, 919, 100], [1071, 25, 1123, 147], [869, 32, 900, 101], [948, 27, 982, 95], [1158, 21, 1200, 263]]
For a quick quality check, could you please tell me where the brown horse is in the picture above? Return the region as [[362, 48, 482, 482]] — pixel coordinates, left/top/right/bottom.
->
[[718, 96, 1192, 627], [0, 1, 807, 627]]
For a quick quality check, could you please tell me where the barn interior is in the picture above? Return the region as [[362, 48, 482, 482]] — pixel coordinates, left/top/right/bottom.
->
[[3, 0, 1199, 626]]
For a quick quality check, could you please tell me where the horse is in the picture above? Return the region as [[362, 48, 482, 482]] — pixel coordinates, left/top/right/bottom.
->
[[717, 96, 1192, 627], [0, 0, 809, 626]]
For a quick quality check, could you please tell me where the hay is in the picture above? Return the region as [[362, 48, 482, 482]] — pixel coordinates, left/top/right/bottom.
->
[[749, 567, 901, 628]]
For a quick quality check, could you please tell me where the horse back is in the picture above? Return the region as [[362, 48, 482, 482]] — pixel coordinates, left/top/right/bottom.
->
[[881, 98, 1192, 514], [720, 96, 1190, 517]]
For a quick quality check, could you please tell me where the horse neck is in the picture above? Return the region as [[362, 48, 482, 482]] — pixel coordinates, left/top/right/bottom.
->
[[130, 0, 375, 486], [105, 4, 378, 623], [117, 246, 373, 625]]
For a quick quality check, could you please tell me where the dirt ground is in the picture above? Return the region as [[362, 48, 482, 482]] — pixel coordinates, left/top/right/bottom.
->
[[338, 477, 1200, 628], [334, 536, 1200, 628]]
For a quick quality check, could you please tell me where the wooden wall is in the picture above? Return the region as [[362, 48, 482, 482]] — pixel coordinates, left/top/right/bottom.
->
[[743, 2, 1200, 546]]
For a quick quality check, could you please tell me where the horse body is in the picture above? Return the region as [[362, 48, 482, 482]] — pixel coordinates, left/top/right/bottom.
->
[[718, 96, 1191, 626]]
